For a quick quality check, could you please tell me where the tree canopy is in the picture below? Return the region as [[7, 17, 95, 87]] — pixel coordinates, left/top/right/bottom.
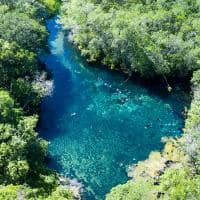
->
[[0, 0, 73, 199], [61, 0, 200, 78]]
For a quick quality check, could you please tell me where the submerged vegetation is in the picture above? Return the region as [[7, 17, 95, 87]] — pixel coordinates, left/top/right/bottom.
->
[[0, 0, 73, 199], [59, 0, 200, 199]]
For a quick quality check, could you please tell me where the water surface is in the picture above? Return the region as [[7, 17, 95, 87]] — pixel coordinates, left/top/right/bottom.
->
[[39, 18, 187, 199]]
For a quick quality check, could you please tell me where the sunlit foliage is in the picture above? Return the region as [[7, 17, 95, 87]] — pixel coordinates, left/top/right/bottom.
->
[[0, 0, 73, 199]]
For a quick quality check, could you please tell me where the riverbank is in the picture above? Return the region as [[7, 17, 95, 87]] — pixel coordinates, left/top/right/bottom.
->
[[0, 1, 76, 199]]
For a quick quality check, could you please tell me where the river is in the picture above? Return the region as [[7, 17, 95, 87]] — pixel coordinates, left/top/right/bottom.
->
[[39, 17, 187, 199]]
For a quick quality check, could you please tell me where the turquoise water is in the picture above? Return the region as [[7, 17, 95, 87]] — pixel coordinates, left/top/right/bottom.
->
[[39, 18, 187, 199]]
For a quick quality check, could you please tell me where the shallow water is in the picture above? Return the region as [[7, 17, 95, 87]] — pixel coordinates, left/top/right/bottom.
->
[[39, 18, 188, 199]]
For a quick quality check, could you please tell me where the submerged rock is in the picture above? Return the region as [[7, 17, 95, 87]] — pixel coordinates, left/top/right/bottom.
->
[[59, 176, 83, 199], [33, 71, 53, 97]]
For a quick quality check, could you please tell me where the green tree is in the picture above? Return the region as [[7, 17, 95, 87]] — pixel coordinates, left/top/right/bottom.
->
[[106, 180, 157, 200], [0, 90, 22, 124], [0, 10, 47, 51], [159, 168, 200, 200]]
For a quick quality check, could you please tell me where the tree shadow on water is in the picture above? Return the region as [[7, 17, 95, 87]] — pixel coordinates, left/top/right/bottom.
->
[[38, 54, 74, 140]]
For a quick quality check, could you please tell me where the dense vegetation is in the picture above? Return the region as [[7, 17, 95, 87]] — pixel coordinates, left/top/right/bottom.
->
[[60, 0, 200, 199], [60, 0, 200, 78], [0, 0, 73, 199], [1, 0, 200, 199]]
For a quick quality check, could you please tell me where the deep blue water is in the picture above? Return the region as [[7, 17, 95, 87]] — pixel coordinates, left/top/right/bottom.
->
[[39, 18, 187, 199]]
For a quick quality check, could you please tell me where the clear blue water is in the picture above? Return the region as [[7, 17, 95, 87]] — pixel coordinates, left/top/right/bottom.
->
[[39, 18, 187, 199]]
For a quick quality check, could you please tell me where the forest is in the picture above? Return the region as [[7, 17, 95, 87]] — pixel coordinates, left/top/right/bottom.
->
[[0, 0, 73, 199], [60, 0, 200, 78], [0, 0, 200, 199]]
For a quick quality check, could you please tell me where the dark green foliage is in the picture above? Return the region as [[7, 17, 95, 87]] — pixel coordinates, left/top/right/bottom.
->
[[183, 70, 200, 173], [0, 9, 48, 51], [0, 0, 48, 20], [0, 5, 47, 113], [0, 1, 52, 113], [61, 0, 200, 77], [0, 1, 73, 199], [0, 39, 37, 86], [11, 79, 41, 114]]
